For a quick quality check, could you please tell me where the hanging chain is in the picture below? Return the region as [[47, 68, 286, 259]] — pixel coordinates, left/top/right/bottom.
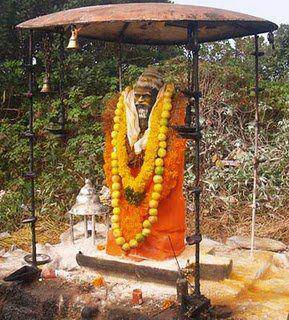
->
[[43, 32, 52, 79], [58, 29, 66, 130]]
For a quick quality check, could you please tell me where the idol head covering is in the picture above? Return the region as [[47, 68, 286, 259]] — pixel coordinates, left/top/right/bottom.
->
[[134, 66, 164, 97]]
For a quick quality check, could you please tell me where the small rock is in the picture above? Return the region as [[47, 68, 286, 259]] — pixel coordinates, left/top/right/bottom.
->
[[226, 236, 287, 252], [0, 190, 5, 200], [272, 253, 289, 268], [3, 248, 27, 261], [81, 305, 99, 319], [41, 267, 56, 279], [0, 231, 10, 239]]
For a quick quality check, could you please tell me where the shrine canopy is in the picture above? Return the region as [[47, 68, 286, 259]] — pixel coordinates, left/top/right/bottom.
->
[[16, 3, 278, 45]]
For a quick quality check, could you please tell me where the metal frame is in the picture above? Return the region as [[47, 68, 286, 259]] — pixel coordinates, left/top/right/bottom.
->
[[22, 28, 67, 266], [190, 23, 202, 297], [19, 12, 272, 317]]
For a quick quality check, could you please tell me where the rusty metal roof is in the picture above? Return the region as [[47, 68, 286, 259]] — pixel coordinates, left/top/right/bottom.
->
[[16, 3, 278, 44]]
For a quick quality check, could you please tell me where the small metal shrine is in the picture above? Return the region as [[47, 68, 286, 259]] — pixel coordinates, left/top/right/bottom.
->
[[17, 3, 277, 318], [69, 179, 102, 244]]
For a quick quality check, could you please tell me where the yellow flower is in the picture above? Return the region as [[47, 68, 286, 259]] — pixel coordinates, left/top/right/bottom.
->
[[149, 208, 158, 216], [113, 84, 173, 194], [116, 237, 125, 245], [107, 84, 176, 251], [129, 239, 138, 248], [122, 243, 130, 251], [142, 228, 151, 237], [148, 216, 158, 224]]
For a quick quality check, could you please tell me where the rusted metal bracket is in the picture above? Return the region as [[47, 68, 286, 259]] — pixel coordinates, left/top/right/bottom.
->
[[47, 127, 68, 138], [186, 233, 202, 245], [23, 63, 35, 70], [250, 51, 264, 57], [21, 131, 36, 140], [173, 125, 202, 140], [23, 171, 37, 180], [22, 216, 37, 224]]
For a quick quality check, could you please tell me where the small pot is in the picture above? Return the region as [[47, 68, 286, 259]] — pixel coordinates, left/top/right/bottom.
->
[[132, 288, 143, 305]]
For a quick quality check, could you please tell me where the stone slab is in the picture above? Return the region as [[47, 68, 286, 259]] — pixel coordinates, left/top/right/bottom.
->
[[226, 236, 287, 252], [76, 249, 232, 285]]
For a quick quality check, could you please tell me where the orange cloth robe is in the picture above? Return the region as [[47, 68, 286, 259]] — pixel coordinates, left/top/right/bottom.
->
[[103, 92, 187, 260]]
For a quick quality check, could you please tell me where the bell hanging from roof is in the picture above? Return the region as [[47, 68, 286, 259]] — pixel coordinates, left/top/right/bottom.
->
[[40, 75, 51, 93], [67, 25, 79, 50]]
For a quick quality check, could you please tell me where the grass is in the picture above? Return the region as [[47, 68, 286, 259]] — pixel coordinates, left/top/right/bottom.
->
[[0, 216, 68, 251]]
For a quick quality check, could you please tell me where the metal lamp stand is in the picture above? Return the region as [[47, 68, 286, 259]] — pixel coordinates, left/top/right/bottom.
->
[[22, 29, 50, 267]]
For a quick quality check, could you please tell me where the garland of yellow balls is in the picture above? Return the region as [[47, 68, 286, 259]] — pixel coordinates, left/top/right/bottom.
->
[[110, 84, 174, 252]]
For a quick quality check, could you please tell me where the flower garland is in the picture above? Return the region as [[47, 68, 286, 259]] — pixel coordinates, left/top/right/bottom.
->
[[109, 84, 174, 251], [112, 86, 173, 194]]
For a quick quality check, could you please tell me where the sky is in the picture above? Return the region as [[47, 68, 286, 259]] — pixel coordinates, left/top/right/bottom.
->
[[174, 0, 289, 25]]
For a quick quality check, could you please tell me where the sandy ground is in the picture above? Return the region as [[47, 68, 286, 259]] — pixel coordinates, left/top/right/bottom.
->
[[1, 222, 289, 319]]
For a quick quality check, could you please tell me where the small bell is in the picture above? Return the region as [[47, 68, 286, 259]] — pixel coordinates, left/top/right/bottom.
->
[[267, 31, 275, 50], [40, 75, 51, 93], [67, 26, 79, 50]]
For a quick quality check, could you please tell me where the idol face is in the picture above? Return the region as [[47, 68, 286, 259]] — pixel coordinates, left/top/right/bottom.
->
[[134, 88, 158, 131]]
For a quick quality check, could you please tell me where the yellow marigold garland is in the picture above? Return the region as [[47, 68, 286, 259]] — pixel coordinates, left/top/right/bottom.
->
[[112, 87, 173, 193], [103, 91, 187, 253], [109, 84, 174, 251]]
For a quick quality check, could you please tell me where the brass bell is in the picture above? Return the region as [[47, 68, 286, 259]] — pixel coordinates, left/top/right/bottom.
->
[[40, 75, 51, 93], [67, 26, 79, 50]]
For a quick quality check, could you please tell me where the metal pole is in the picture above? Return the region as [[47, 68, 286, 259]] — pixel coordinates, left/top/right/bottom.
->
[[22, 31, 51, 268], [185, 27, 193, 126], [173, 22, 211, 319], [250, 35, 261, 259], [191, 23, 202, 297], [28, 29, 37, 267]]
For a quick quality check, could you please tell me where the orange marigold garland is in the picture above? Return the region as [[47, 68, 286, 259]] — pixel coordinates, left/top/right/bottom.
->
[[103, 84, 186, 252]]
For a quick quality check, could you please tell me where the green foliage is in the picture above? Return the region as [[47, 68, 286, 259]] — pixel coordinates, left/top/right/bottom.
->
[[0, 0, 288, 238]]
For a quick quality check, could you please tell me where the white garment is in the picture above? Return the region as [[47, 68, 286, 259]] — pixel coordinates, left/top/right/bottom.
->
[[123, 86, 165, 155], [124, 89, 140, 150]]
